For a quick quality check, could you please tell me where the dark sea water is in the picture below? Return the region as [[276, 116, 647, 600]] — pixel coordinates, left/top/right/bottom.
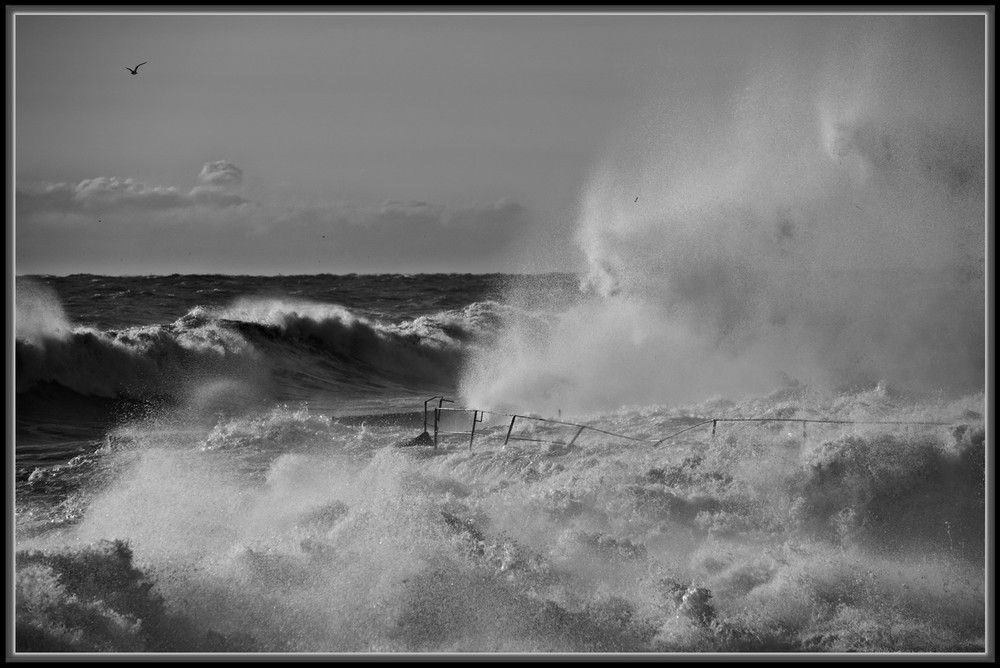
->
[[15, 273, 577, 463], [12, 272, 987, 655]]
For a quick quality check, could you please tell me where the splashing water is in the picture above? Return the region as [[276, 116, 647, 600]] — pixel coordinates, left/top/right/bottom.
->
[[14, 17, 986, 656], [460, 18, 985, 415], [15, 391, 986, 652], [16, 278, 74, 345]]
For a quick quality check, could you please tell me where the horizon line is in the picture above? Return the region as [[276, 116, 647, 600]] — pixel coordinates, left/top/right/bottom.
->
[[14, 270, 582, 278]]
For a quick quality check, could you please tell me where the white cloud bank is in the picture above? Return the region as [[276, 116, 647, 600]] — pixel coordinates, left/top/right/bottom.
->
[[17, 161, 251, 215], [15, 161, 535, 274], [197, 160, 243, 188]]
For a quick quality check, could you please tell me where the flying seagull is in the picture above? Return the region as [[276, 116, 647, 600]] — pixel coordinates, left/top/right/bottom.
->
[[126, 62, 147, 75]]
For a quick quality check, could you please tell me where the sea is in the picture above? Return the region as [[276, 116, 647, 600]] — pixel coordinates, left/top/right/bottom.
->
[[12, 271, 987, 655]]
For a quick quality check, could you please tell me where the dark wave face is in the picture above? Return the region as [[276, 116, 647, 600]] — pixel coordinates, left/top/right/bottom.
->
[[16, 275, 552, 401], [14, 273, 581, 458], [16, 273, 578, 331], [13, 273, 986, 655], [15, 314, 263, 399]]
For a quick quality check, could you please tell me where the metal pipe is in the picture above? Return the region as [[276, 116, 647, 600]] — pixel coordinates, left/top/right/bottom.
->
[[422, 397, 950, 450], [434, 397, 453, 449], [504, 415, 517, 445], [423, 396, 442, 433]]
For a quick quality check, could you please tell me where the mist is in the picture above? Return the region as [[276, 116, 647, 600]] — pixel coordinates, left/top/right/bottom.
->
[[459, 17, 985, 415]]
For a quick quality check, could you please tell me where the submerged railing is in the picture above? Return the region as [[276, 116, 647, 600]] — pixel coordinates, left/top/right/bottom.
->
[[420, 396, 952, 450]]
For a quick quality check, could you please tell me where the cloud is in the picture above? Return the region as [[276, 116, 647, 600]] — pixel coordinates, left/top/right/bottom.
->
[[284, 198, 528, 231], [197, 160, 243, 188], [442, 197, 526, 227], [15, 163, 534, 273], [16, 159, 528, 237], [17, 162, 251, 218], [16, 177, 188, 213], [81, 177, 190, 209], [188, 160, 248, 204], [189, 188, 251, 208], [364, 200, 444, 226], [16, 161, 527, 240]]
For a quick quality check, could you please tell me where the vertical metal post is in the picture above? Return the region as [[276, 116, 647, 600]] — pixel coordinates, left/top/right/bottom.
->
[[424, 397, 440, 434], [469, 411, 479, 450], [433, 397, 452, 449], [802, 421, 807, 440], [504, 415, 518, 445], [712, 420, 717, 438]]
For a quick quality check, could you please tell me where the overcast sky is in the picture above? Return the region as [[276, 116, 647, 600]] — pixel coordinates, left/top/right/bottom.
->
[[11, 9, 988, 275]]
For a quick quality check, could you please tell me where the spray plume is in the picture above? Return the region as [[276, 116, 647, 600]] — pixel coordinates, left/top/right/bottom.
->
[[461, 18, 985, 414]]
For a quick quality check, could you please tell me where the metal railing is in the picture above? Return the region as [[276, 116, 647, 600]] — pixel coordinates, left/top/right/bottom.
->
[[649, 417, 953, 446], [421, 397, 952, 450]]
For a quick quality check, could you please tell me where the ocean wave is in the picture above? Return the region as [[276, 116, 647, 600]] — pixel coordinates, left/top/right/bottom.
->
[[14, 386, 985, 653], [214, 297, 520, 391], [15, 319, 262, 399], [14, 298, 520, 406]]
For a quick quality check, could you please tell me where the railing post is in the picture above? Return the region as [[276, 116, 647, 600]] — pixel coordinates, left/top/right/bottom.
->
[[712, 420, 717, 439], [433, 397, 453, 449], [505, 415, 518, 445], [469, 411, 479, 450], [802, 420, 807, 440], [424, 396, 441, 434]]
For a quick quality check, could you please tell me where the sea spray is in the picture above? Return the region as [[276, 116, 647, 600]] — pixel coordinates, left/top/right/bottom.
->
[[13, 17, 986, 655], [459, 18, 985, 414], [15, 277, 74, 345], [13, 279, 986, 654], [15, 382, 985, 652]]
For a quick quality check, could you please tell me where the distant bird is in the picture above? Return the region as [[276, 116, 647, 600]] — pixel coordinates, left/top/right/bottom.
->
[[634, 197, 639, 202], [126, 61, 147, 75]]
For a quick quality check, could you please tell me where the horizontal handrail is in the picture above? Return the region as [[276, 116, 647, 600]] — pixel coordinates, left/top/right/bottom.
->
[[424, 398, 954, 450]]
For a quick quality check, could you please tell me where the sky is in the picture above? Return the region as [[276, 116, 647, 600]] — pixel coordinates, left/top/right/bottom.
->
[[10, 8, 990, 276]]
